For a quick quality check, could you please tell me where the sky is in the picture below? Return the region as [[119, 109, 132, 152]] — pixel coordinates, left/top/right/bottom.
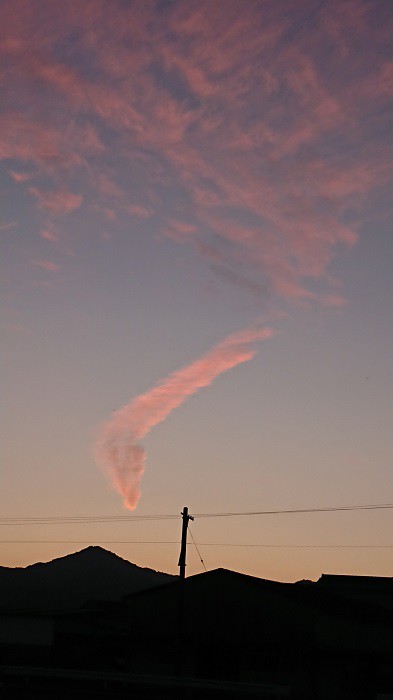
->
[[1, 0, 392, 581]]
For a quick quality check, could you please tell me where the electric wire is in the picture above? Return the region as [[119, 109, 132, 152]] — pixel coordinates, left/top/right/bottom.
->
[[192, 503, 393, 518], [1, 502, 392, 525], [187, 526, 207, 571], [1, 541, 391, 548], [0, 515, 178, 526]]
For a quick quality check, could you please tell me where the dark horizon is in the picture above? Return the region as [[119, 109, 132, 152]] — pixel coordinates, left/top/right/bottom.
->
[[1, 545, 392, 698]]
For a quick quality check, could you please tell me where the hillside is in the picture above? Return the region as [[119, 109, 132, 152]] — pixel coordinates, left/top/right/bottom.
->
[[0, 546, 176, 612]]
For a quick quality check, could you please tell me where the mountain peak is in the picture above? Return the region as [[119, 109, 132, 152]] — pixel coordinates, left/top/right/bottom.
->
[[0, 547, 176, 612]]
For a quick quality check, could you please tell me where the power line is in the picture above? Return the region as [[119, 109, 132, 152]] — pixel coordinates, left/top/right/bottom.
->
[[0, 515, 178, 526], [0, 515, 178, 522], [1, 541, 392, 548], [0, 540, 180, 544], [196, 543, 393, 549], [193, 503, 393, 518], [188, 526, 207, 571], [0, 503, 393, 525], [0, 502, 392, 526]]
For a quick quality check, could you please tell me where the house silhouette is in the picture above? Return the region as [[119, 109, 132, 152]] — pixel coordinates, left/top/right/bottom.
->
[[1, 564, 392, 698]]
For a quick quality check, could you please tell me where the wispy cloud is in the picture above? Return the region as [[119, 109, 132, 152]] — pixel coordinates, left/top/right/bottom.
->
[[39, 224, 59, 242], [31, 259, 59, 272], [2, 0, 391, 512], [126, 204, 152, 219], [1, 0, 390, 301], [9, 170, 32, 183], [0, 221, 18, 232], [29, 187, 83, 216], [94, 325, 274, 509]]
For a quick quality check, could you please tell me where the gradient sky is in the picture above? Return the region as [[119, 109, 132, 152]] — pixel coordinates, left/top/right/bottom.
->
[[2, 0, 392, 581]]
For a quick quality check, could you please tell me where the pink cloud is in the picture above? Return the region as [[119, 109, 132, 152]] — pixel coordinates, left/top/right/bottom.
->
[[0, 113, 102, 171], [321, 293, 348, 308], [31, 259, 59, 272], [9, 170, 32, 182], [378, 61, 393, 95], [94, 324, 274, 509], [1, 0, 390, 306], [96, 174, 124, 200], [29, 187, 83, 215], [2, 0, 390, 512], [126, 204, 152, 219], [163, 219, 197, 242], [93, 205, 117, 222], [39, 224, 59, 242], [0, 221, 17, 232], [161, 45, 216, 99]]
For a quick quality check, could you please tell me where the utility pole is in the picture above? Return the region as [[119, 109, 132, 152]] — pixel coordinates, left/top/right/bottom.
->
[[178, 506, 193, 580]]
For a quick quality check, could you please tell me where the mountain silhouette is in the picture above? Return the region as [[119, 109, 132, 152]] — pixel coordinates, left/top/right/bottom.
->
[[0, 546, 176, 612]]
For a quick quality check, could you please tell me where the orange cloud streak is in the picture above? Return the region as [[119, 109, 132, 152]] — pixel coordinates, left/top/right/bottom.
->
[[94, 325, 274, 509]]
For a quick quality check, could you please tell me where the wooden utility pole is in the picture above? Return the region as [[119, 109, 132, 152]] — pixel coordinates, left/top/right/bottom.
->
[[178, 506, 193, 580]]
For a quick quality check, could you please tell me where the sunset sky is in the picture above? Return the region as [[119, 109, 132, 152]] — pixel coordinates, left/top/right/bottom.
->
[[2, 0, 392, 581]]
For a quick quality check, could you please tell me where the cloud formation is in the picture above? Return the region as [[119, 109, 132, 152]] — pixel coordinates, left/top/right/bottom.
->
[[29, 187, 83, 215], [1, 0, 391, 300], [2, 1, 391, 508], [31, 259, 59, 272], [94, 325, 274, 509]]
